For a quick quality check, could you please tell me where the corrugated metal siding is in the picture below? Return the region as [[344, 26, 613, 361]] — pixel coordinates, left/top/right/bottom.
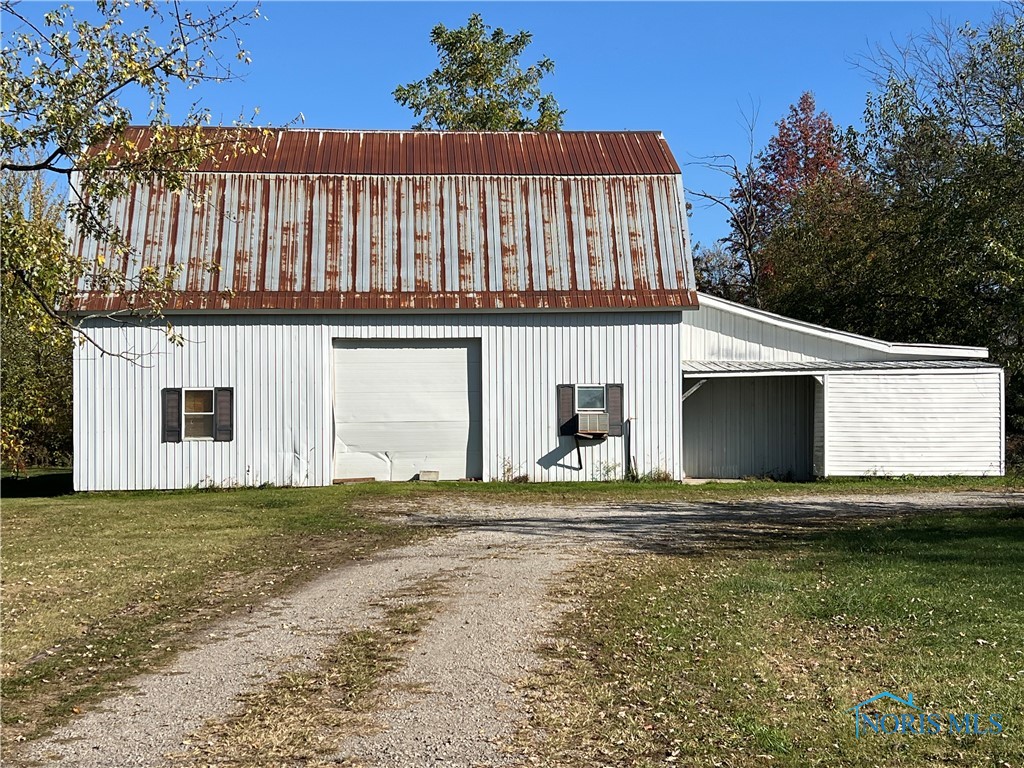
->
[[73, 311, 682, 490], [824, 371, 1004, 476], [681, 376, 814, 480], [681, 301, 961, 363], [114, 128, 683, 176], [74, 173, 697, 311]]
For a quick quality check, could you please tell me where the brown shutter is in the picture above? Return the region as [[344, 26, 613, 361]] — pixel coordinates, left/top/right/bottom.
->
[[161, 388, 182, 443], [557, 384, 577, 436], [214, 387, 234, 442], [607, 383, 624, 436]]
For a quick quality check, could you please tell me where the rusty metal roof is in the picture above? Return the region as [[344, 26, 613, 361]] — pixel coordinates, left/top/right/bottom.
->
[[116, 127, 682, 176], [74, 130, 698, 311]]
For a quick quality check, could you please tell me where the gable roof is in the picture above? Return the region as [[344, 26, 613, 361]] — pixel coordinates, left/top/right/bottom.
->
[[73, 129, 698, 312]]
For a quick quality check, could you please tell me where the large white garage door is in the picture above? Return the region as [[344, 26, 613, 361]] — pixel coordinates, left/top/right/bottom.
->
[[333, 340, 483, 481]]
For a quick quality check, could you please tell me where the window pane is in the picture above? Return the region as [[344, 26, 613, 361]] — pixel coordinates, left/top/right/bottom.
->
[[577, 386, 606, 411], [184, 414, 215, 438], [185, 389, 213, 414]]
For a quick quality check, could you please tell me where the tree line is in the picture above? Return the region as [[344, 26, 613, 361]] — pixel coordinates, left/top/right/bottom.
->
[[1, 4, 1019, 470], [694, 4, 1023, 445]]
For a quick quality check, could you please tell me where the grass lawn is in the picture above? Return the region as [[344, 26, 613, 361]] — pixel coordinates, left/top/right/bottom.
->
[[1, 470, 1020, 757], [523, 506, 1024, 767], [0, 478, 429, 748]]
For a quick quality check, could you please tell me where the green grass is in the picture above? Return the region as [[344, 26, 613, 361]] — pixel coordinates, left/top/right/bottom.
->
[[2, 472, 1020, 755], [424, 473, 1021, 500], [0, 482, 426, 748], [523, 507, 1024, 767]]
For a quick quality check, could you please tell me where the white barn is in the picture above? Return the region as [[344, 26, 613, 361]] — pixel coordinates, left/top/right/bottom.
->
[[71, 130, 1004, 490]]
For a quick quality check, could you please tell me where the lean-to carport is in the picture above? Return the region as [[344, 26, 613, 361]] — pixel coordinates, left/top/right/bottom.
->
[[682, 360, 1005, 479]]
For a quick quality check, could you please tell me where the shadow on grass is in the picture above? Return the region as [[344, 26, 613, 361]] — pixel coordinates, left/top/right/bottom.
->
[[1, 469, 74, 498], [399, 495, 1024, 557]]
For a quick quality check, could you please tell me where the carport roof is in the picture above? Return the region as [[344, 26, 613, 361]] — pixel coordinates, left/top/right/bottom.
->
[[682, 359, 1000, 377]]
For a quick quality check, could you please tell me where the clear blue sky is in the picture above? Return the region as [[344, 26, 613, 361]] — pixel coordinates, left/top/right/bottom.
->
[[11, 1, 1003, 246]]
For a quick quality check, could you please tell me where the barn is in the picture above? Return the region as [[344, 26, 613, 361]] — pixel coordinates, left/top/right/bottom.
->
[[70, 129, 1005, 490]]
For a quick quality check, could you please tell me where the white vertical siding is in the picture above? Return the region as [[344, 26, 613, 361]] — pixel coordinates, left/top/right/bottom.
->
[[682, 300, 867, 362], [824, 371, 1004, 476], [73, 311, 682, 490], [680, 300, 968, 363], [681, 376, 814, 480]]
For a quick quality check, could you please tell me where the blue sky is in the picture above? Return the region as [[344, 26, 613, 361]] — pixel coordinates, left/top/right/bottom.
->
[[9, 1, 1003, 246]]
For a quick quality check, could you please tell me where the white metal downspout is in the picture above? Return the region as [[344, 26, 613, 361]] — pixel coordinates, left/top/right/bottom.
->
[[623, 416, 634, 478]]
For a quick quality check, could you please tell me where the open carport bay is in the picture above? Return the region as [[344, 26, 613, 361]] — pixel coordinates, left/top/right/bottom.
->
[[682, 375, 814, 481], [681, 361, 1005, 480]]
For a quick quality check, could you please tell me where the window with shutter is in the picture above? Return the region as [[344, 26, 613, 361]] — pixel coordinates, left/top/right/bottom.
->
[[163, 387, 234, 443], [555, 383, 624, 438]]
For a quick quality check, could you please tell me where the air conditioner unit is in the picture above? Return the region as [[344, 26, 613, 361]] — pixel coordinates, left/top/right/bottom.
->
[[576, 412, 609, 436]]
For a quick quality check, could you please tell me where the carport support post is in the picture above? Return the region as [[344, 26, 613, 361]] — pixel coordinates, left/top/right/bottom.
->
[[822, 373, 829, 477]]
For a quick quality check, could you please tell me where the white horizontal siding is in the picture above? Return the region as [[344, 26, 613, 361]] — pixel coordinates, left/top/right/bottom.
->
[[73, 311, 682, 490], [824, 371, 1004, 476]]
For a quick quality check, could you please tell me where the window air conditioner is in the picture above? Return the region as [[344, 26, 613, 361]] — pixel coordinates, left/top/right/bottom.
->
[[577, 412, 609, 436]]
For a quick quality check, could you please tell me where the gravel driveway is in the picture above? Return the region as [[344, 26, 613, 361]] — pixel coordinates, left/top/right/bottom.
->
[[28, 490, 1022, 767]]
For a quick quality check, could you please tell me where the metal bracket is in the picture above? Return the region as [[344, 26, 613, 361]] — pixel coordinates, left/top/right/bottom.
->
[[682, 379, 707, 402]]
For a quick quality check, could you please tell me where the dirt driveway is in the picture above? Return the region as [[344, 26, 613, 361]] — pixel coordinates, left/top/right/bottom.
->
[[28, 491, 1021, 767]]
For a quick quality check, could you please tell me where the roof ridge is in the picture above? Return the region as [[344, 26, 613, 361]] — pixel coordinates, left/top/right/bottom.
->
[[124, 126, 667, 136], [111, 127, 682, 177]]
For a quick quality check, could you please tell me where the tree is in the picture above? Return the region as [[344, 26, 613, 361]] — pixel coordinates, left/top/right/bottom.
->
[[752, 92, 848, 232], [688, 114, 766, 306], [756, 172, 882, 332], [690, 241, 751, 303], [757, 5, 1024, 441], [394, 13, 564, 131], [1, 0, 263, 469], [851, 3, 1024, 435], [1, 168, 73, 471], [0, 0, 263, 341], [691, 94, 847, 307]]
